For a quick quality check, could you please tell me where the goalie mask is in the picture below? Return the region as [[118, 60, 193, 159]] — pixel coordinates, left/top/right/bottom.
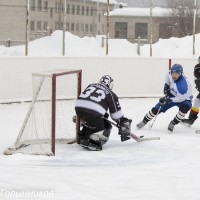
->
[[99, 75, 114, 90]]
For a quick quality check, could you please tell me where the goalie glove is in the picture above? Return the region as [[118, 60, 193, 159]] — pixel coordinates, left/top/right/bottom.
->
[[118, 117, 132, 142]]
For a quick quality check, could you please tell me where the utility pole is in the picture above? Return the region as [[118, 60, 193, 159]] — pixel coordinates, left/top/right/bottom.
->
[[63, 0, 67, 56], [193, 0, 196, 55], [150, 0, 153, 57], [25, 0, 30, 56], [106, 0, 110, 55]]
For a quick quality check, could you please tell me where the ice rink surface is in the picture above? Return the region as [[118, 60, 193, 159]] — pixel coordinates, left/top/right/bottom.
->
[[0, 98, 200, 200]]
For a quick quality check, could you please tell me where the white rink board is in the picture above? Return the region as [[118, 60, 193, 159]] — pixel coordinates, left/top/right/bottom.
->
[[0, 57, 197, 102]]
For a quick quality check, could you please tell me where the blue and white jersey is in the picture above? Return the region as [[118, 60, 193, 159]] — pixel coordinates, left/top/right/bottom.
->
[[165, 71, 193, 103]]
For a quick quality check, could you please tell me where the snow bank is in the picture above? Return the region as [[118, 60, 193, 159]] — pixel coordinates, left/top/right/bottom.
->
[[0, 31, 199, 58]]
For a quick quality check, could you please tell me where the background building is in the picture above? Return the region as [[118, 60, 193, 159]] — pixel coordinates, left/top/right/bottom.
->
[[109, 6, 200, 44], [0, 0, 117, 45]]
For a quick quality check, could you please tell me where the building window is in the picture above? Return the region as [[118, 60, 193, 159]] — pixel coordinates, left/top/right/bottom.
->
[[37, 0, 42, 11], [94, 8, 97, 16], [77, 5, 80, 15], [81, 6, 84, 15], [66, 23, 69, 31], [30, 21, 35, 31], [86, 7, 89, 16], [72, 5, 75, 14], [30, 0, 36, 11], [85, 24, 88, 33], [55, 22, 60, 30], [101, 24, 104, 33], [71, 23, 75, 31], [37, 21, 42, 31], [90, 7, 93, 16], [81, 24, 84, 33], [115, 22, 127, 38], [94, 24, 97, 33], [44, 1, 48, 11], [90, 24, 93, 33], [50, 8, 53, 17], [55, 2, 60, 13], [135, 23, 148, 39], [61, 3, 64, 13], [67, 4, 70, 14], [159, 23, 172, 39], [43, 21, 48, 31], [98, 13, 101, 22], [76, 24, 79, 32]]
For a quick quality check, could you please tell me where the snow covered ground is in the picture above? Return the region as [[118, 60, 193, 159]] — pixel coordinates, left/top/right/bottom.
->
[[0, 31, 200, 58], [1, 98, 200, 200]]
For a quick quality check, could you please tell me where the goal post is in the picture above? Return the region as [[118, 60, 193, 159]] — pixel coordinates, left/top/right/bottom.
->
[[4, 69, 82, 156]]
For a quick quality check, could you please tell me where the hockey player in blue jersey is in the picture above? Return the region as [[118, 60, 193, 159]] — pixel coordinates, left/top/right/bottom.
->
[[136, 64, 193, 132], [75, 75, 132, 151]]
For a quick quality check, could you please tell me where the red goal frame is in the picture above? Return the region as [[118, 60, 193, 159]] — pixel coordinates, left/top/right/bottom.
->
[[51, 70, 82, 155]]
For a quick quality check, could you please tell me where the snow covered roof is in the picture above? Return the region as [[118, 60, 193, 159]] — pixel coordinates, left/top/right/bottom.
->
[[109, 7, 172, 17], [89, 0, 118, 4]]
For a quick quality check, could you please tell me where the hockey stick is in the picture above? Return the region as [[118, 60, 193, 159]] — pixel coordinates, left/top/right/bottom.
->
[[148, 105, 161, 129], [103, 117, 160, 142]]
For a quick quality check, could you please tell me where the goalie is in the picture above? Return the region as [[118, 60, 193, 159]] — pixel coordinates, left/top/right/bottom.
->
[[75, 75, 132, 151]]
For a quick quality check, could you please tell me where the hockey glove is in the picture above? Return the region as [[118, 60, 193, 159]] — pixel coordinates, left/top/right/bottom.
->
[[118, 117, 132, 142], [159, 96, 172, 105]]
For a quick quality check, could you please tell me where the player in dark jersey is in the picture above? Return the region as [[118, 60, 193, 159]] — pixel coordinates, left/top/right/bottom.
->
[[75, 75, 132, 151], [181, 56, 200, 126]]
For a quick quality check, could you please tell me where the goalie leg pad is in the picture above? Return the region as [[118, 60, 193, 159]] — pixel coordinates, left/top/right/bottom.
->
[[90, 124, 112, 145]]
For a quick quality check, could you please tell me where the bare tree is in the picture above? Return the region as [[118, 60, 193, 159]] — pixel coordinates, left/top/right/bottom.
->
[[166, 0, 200, 37]]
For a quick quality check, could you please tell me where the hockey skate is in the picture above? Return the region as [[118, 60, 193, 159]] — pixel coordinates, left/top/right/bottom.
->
[[136, 121, 147, 129], [180, 112, 198, 127], [180, 119, 193, 127], [168, 121, 175, 132], [79, 139, 102, 151]]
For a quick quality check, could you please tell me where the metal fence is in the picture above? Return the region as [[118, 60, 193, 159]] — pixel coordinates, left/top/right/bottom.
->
[[0, 40, 25, 47]]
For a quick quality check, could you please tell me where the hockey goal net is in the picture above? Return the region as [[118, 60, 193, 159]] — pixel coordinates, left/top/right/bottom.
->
[[4, 69, 82, 156]]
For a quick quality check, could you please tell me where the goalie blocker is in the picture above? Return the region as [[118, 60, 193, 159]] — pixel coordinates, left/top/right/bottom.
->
[[118, 117, 132, 142]]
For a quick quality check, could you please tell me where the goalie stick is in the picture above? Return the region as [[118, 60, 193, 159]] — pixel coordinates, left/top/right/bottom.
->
[[103, 117, 160, 142]]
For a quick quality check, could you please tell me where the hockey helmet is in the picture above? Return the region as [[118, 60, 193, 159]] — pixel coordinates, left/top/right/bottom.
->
[[99, 75, 114, 90], [171, 64, 183, 74]]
